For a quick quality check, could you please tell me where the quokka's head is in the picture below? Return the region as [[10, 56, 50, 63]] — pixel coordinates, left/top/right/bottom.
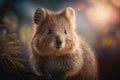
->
[[31, 7, 79, 56]]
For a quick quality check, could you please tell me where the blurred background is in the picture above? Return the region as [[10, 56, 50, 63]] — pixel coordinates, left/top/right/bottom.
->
[[0, 0, 120, 80]]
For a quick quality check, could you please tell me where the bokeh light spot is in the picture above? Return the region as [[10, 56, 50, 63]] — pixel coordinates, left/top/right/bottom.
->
[[102, 37, 117, 47], [3, 14, 18, 32], [19, 24, 33, 45], [116, 31, 120, 40], [86, 2, 119, 32]]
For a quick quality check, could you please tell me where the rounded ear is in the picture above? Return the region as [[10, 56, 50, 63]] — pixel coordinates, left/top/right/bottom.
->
[[62, 7, 75, 22], [65, 7, 75, 20], [33, 7, 46, 25], [61, 7, 76, 30]]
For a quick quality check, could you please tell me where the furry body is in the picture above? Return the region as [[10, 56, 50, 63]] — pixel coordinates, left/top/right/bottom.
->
[[30, 7, 99, 80]]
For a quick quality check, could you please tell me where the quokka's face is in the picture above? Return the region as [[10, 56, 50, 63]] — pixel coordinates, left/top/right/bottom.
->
[[31, 7, 79, 56]]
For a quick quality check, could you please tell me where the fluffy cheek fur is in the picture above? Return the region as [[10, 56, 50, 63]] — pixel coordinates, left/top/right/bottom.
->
[[59, 32, 79, 54], [32, 32, 79, 56], [32, 34, 56, 56]]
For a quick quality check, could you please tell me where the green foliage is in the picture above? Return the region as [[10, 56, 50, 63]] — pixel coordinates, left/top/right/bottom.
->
[[0, 17, 43, 80], [0, 33, 27, 70]]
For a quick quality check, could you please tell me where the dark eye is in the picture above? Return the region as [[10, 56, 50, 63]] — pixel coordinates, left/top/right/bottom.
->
[[64, 30, 68, 34], [47, 29, 52, 34]]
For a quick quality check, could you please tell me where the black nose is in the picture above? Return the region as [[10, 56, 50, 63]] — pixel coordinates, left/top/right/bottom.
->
[[55, 36, 62, 49]]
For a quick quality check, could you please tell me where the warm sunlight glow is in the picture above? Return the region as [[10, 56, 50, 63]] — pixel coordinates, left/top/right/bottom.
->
[[86, 3, 119, 33]]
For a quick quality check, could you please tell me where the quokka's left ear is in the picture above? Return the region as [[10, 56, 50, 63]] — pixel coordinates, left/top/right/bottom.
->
[[62, 7, 75, 21], [65, 7, 75, 19], [61, 7, 76, 30]]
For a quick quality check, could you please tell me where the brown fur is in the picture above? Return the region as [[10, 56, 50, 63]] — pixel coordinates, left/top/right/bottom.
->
[[30, 7, 99, 80]]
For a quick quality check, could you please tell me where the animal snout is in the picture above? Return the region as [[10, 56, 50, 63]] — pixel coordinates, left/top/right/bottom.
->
[[55, 36, 62, 49]]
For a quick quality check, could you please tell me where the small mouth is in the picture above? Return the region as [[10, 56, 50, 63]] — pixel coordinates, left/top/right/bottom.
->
[[55, 46, 61, 50]]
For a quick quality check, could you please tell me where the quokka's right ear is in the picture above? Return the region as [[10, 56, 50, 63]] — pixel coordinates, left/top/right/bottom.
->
[[33, 7, 46, 25]]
